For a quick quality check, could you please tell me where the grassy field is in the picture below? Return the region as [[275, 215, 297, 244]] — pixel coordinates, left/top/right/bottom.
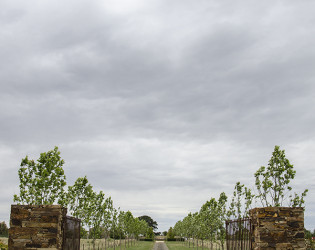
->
[[0, 237, 8, 245], [165, 241, 192, 250], [81, 240, 154, 250], [1, 237, 228, 250], [0, 237, 155, 250], [166, 240, 225, 250], [125, 241, 154, 250], [0, 237, 8, 249]]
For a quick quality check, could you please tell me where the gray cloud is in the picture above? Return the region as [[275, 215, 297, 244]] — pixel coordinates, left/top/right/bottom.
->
[[1, 0, 315, 231]]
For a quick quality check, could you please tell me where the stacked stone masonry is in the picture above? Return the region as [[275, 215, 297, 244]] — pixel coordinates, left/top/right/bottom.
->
[[9, 205, 68, 249], [249, 207, 305, 250]]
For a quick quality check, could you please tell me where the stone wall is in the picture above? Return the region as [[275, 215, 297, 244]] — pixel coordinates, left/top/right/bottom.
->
[[249, 207, 305, 249], [9, 205, 67, 249]]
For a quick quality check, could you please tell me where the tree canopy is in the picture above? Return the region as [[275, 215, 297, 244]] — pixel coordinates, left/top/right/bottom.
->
[[13, 146, 66, 205], [255, 145, 308, 207], [138, 215, 158, 231]]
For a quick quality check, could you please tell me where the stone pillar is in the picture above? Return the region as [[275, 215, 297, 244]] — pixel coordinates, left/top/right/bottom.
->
[[249, 207, 305, 249], [8, 205, 67, 249]]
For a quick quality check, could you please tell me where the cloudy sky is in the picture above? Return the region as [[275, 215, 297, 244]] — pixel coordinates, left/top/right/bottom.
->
[[1, 0, 315, 232]]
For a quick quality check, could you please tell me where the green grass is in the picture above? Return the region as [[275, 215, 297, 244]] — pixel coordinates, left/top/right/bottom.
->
[[165, 241, 192, 250], [0, 237, 8, 245], [0, 237, 8, 249], [1, 237, 154, 250], [126, 241, 154, 250], [80, 239, 154, 250], [166, 240, 226, 250]]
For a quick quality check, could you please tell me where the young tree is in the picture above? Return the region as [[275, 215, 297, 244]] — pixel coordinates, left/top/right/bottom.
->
[[110, 207, 119, 249], [89, 191, 112, 243], [227, 182, 254, 219], [200, 198, 217, 247], [182, 213, 194, 246], [138, 219, 149, 238], [132, 217, 144, 241], [101, 197, 113, 245], [166, 227, 175, 240], [146, 227, 155, 241], [66, 175, 99, 241], [217, 192, 228, 249], [289, 189, 308, 207], [173, 220, 184, 242], [117, 210, 126, 241], [13, 146, 66, 205], [66, 176, 94, 220], [255, 145, 308, 207], [191, 212, 200, 247], [195, 212, 208, 249], [200, 195, 228, 249], [124, 211, 135, 246], [0, 221, 8, 237]]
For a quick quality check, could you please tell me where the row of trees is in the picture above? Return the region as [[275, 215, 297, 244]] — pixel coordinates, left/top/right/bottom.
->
[[65, 177, 152, 242], [13, 147, 154, 242], [172, 146, 309, 246], [173, 193, 228, 249]]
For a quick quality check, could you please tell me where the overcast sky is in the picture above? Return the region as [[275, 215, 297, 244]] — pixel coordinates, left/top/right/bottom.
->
[[1, 0, 315, 232]]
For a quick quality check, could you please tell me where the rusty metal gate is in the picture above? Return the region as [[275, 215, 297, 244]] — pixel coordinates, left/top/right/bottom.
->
[[63, 216, 81, 250], [226, 218, 252, 250]]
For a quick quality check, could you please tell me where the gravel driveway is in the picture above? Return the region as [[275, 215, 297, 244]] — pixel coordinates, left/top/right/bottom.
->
[[153, 241, 169, 250]]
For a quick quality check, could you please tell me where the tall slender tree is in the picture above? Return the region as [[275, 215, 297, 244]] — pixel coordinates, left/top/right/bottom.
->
[[255, 145, 308, 207], [13, 146, 66, 205]]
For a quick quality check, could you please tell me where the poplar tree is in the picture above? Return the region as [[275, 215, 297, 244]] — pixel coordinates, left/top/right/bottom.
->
[[13, 146, 66, 205], [255, 145, 308, 207]]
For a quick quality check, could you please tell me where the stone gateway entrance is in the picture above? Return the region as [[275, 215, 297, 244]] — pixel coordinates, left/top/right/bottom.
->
[[250, 207, 305, 249], [8, 205, 80, 250], [226, 207, 305, 249]]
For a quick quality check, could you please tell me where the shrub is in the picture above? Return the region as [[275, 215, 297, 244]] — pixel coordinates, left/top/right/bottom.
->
[[139, 238, 154, 241]]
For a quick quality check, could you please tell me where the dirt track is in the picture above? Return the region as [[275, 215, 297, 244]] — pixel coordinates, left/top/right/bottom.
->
[[153, 241, 169, 250]]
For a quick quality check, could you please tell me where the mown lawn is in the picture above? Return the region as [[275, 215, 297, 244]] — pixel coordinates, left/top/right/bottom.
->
[[0, 237, 8, 249], [166, 240, 226, 250], [0, 237, 154, 250], [0, 237, 8, 244], [165, 241, 192, 250], [81, 239, 154, 250], [126, 241, 154, 250]]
